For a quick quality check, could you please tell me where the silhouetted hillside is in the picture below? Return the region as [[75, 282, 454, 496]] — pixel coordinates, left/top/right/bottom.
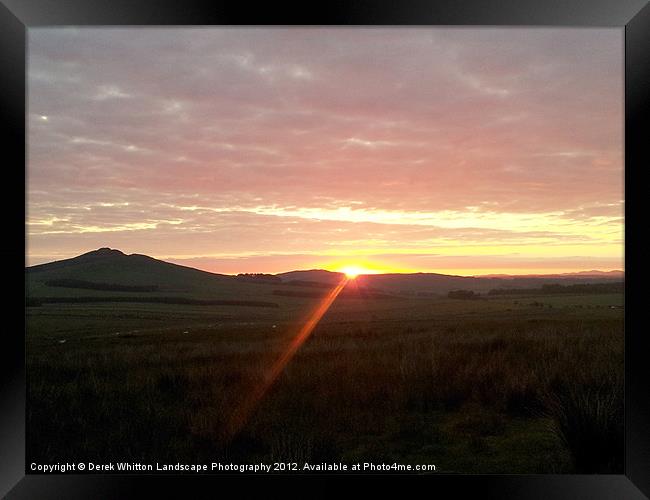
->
[[277, 269, 345, 284], [27, 248, 271, 301], [27, 248, 625, 298]]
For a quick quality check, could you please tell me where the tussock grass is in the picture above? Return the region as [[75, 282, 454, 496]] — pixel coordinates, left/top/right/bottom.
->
[[540, 371, 623, 472]]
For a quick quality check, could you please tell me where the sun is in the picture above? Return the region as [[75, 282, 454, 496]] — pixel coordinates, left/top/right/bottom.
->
[[339, 265, 367, 279]]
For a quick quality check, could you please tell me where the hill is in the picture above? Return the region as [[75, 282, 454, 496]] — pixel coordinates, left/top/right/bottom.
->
[[26, 248, 278, 303], [280, 268, 623, 295], [27, 248, 624, 300], [28, 248, 228, 289], [277, 269, 345, 284]]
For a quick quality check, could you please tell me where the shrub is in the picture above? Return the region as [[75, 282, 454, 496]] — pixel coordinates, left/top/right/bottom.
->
[[541, 375, 623, 472]]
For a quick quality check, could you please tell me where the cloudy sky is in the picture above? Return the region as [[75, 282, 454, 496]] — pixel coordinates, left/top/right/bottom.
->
[[27, 28, 623, 275]]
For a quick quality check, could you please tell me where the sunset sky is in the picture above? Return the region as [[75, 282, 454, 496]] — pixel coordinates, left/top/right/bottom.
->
[[27, 28, 624, 276]]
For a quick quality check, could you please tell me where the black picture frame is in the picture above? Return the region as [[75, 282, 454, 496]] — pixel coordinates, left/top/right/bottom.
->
[[2, 0, 648, 497]]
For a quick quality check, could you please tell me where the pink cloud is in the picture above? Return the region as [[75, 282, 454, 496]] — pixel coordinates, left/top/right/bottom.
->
[[27, 28, 623, 273]]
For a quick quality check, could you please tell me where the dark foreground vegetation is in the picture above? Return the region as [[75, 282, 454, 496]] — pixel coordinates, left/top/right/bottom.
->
[[26, 289, 623, 473], [489, 282, 623, 295], [272, 288, 394, 300], [448, 290, 482, 300], [26, 296, 279, 308], [44, 278, 160, 292]]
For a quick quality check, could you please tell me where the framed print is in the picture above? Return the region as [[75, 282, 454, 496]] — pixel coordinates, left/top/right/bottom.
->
[[2, 0, 649, 498]]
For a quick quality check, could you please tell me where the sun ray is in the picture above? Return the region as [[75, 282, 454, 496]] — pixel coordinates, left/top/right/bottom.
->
[[224, 275, 349, 440]]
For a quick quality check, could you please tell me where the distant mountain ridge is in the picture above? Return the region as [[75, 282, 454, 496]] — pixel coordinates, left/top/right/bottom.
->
[[27, 248, 624, 297], [277, 269, 345, 284], [477, 270, 624, 279], [277, 268, 623, 294]]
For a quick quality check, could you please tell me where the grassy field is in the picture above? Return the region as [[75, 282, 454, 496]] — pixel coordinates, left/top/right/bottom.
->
[[26, 289, 623, 473]]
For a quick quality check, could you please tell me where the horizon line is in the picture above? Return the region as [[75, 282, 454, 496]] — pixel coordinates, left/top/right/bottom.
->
[[25, 248, 625, 280]]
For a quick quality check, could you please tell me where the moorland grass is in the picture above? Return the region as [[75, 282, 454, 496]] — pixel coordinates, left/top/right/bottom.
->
[[26, 294, 623, 473]]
